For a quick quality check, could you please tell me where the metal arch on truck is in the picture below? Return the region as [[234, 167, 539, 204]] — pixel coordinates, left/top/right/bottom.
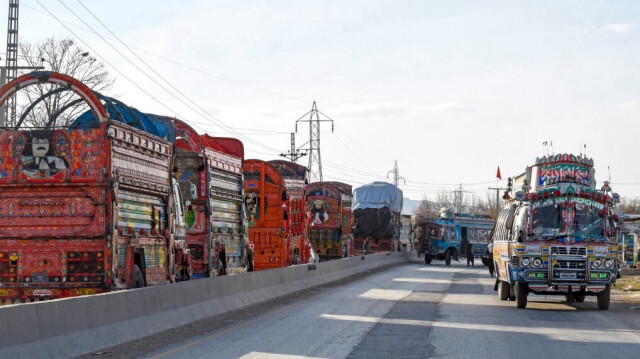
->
[[0, 71, 108, 122]]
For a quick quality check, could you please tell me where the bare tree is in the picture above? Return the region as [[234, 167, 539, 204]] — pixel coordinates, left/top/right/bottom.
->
[[617, 197, 640, 214], [413, 190, 498, 218], [15, 37, 114, 128]]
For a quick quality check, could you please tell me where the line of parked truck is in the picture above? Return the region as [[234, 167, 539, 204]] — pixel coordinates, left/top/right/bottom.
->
[[0, 71, 403, 303]]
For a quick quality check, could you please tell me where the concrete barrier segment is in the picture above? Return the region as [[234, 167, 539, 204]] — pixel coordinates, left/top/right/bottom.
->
[[0, 252, 408, 358]]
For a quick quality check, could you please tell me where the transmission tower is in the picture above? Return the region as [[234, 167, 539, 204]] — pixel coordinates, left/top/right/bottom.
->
[[295, 101, 334, 183], [387, 160, 406, 187], [279, 133, 307, 163], [1, 0, 19, 127]]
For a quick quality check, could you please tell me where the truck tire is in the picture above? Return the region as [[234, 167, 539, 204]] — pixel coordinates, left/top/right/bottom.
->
[[516, 282, 528, 309], [575, 294, 585, 303], [498, 281, 510, 301], [597, 285, 610, 310], [424, 255, 432, 265], [445, 250, 452, 266], [133, 265, 145, 288]]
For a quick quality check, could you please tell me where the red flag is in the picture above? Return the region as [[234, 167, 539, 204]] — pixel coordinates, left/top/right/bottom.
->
[[496, 166, 502, 180]]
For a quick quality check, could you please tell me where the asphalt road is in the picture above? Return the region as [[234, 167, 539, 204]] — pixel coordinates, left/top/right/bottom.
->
[[83, 261, 640, 359]]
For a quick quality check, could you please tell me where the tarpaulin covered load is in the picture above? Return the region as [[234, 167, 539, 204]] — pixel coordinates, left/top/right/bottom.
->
[[352, 182, 403, 239], [352, 181, 403, 212]]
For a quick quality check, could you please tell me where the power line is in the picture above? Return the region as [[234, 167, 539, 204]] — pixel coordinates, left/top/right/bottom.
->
[[53, 0, 283, 154], [21, 1, 306, 103]]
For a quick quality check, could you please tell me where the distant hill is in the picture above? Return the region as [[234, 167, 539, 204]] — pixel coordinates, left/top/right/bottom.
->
[[402, 198, 421, 215]]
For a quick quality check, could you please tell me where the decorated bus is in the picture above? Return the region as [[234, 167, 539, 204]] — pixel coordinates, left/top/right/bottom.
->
[[416, 209, 494, 265], [493, 153, 621, 309]]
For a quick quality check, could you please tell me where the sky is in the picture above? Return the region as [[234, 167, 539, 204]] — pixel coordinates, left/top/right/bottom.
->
[[2, 0, 640, 203]]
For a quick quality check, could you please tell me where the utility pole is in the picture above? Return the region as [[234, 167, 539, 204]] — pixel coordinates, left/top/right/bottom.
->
[[489, 178, 512, 218], [488, 187, 505, 218], [1, 0, 19, 128], [387, 160, 406, 250], [295, 101, 334, 183], [387, 160, 406, 187], [453, 184, 465, 213], [0, 0, 43, 128], [279, 133, 307, 163]]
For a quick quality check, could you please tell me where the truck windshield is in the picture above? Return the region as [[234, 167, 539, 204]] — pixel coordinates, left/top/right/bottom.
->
[[532, 201, 604, 240]]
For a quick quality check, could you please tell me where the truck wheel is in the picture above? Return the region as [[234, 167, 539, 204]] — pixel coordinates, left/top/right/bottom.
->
[[516, 282, 528, 309], [424, 255, 432, 265], [597, 285, 610, 310], [498, 281, 510, 301], [445, 250, 452, 266], [133, 265, 145, 288], [575, 294, 585, 303]]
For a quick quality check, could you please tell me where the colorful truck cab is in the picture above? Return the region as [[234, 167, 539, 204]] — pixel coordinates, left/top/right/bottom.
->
[[493, 154, 620, 309], [416, 209, 494, 265], [0, 72, 186, 302], [305, 181, 353, 260]]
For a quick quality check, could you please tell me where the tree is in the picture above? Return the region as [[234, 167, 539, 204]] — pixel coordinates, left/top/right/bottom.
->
[[617, 197, 640, 214], [15, 37, 114, 128], [413, 189, 498, 218]]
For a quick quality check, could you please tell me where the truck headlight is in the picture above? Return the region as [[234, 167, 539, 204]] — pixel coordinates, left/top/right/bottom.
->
[[593, 259, 602, 268], [604, 259, 614, 268], [532, 258, 543, 267], [521, 258, 530, 267]]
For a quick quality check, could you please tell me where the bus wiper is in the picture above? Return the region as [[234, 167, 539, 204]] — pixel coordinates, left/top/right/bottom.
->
[[550, 231, 570, 240]]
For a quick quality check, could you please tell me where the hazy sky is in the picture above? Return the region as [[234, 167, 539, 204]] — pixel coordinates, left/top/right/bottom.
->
[[3, 1, 640, 201]]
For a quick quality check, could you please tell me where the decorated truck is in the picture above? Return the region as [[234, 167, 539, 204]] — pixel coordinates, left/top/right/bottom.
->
[[0, 72, 187, 303], [493, 153, 621, 309], [268, 160, 312, 265], [351, 181, 403, 255], [243, 159, 294, 270], [172, 120, 247, 278], [416, 209, 494, 265], [305, 181, 353, 260]]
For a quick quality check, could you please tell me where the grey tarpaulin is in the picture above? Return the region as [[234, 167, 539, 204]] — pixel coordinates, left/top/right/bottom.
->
[[352, 181, 403, 212]]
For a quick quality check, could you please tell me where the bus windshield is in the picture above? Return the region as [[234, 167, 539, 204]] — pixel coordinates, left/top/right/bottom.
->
[[532, 201, 605, 240]]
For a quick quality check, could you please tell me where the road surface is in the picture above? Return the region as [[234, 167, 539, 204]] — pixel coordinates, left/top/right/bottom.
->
[[83, 261, 640, 359]]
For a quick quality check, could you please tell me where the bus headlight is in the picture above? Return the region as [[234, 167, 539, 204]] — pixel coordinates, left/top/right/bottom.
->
[[593, 259, 602, 268], [521, 258, 530, 267], [532, 258, 543, 267], [604, 259, 614, 268]]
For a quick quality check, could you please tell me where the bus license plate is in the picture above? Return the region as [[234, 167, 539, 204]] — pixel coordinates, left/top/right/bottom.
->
[[559, 273, 577, 279]]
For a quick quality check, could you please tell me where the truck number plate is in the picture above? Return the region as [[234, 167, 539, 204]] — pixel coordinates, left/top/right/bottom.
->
[[559, 273, 577, 279], [76, 288, 96, 296]]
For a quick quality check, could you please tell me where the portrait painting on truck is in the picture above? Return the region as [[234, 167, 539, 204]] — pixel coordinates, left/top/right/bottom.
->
[[19, 129, 70, 177]]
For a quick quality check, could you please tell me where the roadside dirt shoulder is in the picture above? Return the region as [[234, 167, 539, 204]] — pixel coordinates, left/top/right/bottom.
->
[[612, 275, 640, 304]]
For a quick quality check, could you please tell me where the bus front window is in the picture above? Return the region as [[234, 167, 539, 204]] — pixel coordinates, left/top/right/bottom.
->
[[532, 204, 562, 236]]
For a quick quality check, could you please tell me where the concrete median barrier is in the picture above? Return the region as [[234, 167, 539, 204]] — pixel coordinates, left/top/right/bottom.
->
[[0, 251, 407, 358]]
